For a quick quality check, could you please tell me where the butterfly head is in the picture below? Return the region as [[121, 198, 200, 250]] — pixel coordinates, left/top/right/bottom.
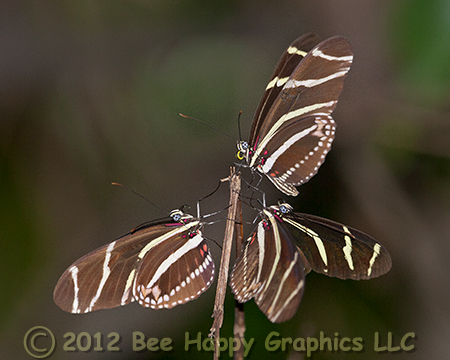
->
[[270, 201, 293, 216], [170, 208, 194, 224], [236, 140, 250, 161]]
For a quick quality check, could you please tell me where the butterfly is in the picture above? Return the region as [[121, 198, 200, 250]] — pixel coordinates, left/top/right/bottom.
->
[[230, 202, 391, 323], [237, 34, 353, 196], [53, 207, 215, 313]]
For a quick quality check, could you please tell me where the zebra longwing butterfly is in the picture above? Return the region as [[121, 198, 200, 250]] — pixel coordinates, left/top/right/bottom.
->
[[230, 202, 391, 323], [53, 208, 215, 313], [237, 34, 353, 196]]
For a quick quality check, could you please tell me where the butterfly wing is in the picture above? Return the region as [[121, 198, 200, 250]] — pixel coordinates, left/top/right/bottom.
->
[[283, 212, 392, 280], [249, 36, 353, 196], [249, 33, 322, 145], [133, 231, 215, 309], [258, 114, 335, 195], [53, 217, 214, 313], [231, 210, 305, 323]]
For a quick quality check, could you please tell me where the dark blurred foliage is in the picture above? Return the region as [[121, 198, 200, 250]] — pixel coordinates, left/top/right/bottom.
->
[[1, 0, 449, 359]]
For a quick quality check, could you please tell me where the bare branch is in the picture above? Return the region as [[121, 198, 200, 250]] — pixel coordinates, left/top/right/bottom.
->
[[233, 198, 245, 360], [209, 168, 241, 360]]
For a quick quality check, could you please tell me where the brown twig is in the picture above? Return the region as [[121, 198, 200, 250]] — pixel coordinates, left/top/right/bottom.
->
[[233, 198, 245, 360], [209, 167, 241, 360]]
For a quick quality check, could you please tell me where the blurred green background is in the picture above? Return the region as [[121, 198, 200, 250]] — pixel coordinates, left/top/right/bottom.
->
[[1, 0, 449, 359]]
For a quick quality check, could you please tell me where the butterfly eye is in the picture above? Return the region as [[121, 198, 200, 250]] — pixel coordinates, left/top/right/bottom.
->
[[280, 205, 289, 214], [170, 210, 183, 222], [238, 141, 249, 151]]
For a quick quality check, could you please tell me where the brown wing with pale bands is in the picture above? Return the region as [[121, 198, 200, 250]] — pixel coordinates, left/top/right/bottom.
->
[[249, 37, 352, 196], [231, 212, 306, 323], [53, 217, 207, 313], [230, 230, 262, 304], [284, 212, 392, 280], [259, 114, 335, 196], [249, 33, 321, 146], [254, 36, 352, 143], [133, 231, 215, 309]]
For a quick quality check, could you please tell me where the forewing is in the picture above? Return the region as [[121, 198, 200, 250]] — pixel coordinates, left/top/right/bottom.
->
[[284, 213, 392, 280], [249, 33, 321, 145], [53, 218, 193, 313], [248, 37, 352, 196], [255, 36, 353, 144]]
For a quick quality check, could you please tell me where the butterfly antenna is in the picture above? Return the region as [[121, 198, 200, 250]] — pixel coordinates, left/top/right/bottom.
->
[[179, 113, 237, 142], [111, 182, 168, 215], [237, 111, 243, 141]]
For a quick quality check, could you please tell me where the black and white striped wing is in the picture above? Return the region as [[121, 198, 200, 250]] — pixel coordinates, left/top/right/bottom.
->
[[53, 215, 215, 313], [249, 33, 321, 141], [283, 212, 392, 280], [133, 231, 214, 309], [245, 36, 353, 196], [230, 210, 305, 323]]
